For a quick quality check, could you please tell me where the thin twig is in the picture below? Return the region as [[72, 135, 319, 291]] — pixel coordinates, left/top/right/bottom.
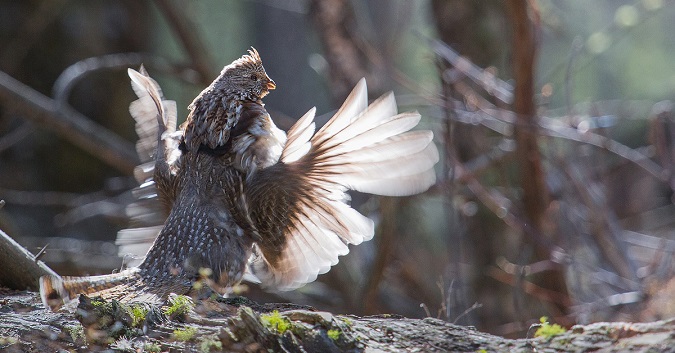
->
[[453, 302, 483, 324], [34, 244, 48, 262], [52, 53, 146, 104], [449, 106, 668, 183], [52, 53, 201, 105], [419, 303, 432, 318], [429, 38, 513, 104], [487, 266, 572, 312]]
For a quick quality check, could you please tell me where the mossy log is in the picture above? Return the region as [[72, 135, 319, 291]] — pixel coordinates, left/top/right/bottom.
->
[[1, 288, 675, 353], [2, 229, 675, 352]]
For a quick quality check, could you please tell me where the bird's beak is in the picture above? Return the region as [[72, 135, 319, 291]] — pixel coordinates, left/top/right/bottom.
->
[[266, 79, 276, 91]]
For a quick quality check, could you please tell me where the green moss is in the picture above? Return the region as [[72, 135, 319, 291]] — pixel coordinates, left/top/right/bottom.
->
[[164, 295, 194, 317], [172, 326, 197, 342], [65, 324, 86, 343], [199, 335, 223, 352], [129, 305, 149, 327], [90, 297, 106, 308], [340, 317, 353, 326], [143, 342, 161, 353], [327, 329, 341, 341], [260, 310, 292, 334], [534, 316, 567, 338]]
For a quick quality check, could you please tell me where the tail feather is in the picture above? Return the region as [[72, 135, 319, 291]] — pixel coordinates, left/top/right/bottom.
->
[[39, 269, 142, 311]]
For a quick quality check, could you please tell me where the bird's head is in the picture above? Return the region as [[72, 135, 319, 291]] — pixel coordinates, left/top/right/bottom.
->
[[183, 48, 276, 153], [212, 48, 276, 100]]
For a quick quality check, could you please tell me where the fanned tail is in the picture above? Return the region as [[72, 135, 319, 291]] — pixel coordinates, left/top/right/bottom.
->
[[39, 269, 143, 311]]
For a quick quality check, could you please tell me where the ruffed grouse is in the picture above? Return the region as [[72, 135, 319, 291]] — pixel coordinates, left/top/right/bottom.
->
[[40, 48, 438, 310]]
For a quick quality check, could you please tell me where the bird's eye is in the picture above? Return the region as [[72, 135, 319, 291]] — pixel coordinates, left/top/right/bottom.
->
[[250, 74, 258, 81]]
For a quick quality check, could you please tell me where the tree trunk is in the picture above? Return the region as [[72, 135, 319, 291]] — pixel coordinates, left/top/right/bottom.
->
[[506, 0, 569, 316]]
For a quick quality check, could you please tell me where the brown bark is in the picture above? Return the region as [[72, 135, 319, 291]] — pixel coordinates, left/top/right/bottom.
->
[[506, 0, 549, 226], [505, 0, 568, 314]]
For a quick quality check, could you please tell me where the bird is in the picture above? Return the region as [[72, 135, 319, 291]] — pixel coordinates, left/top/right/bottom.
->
[[39, 48, 439, 311]]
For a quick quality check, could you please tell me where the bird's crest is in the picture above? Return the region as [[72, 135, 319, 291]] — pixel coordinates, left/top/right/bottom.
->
[[223, 47, 263, 73]]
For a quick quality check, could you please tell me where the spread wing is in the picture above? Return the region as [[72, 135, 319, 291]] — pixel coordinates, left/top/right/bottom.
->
[[246, 79, 439, 290], [116, 68, 181, 265]]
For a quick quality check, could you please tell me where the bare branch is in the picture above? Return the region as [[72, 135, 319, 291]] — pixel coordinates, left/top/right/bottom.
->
[[0, 229, 58, 291], [0, 70, 138, 174], [52, 53, 147, 104], [430, 38, 514, 104], [0, 121, 33, 153]]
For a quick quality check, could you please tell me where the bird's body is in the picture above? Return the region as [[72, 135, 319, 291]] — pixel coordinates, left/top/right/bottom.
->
[[40, 49, 438, 310]]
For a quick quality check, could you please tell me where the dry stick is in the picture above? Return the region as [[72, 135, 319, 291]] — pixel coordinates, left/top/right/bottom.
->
[[563, 162, 640, 284], [433, 39, 666, 184], [52, 53, 147, 104], [0, 121, 32, 153], [429, 38, 513, 104], [437, 82, 557, 254], [442, 103, 667, 280], [453, 302, 483, 325], [450, 152, 558, 260], [457, 107, 668, 183], [435, 47, 665, 184], [153, 0, 216, 86], [34, 244, 49, 262], [0, 229, 58, 291], [0, 70, 138, 174]]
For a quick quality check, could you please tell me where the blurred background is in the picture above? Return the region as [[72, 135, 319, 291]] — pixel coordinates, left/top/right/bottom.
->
[[1, 0, 675, 337]]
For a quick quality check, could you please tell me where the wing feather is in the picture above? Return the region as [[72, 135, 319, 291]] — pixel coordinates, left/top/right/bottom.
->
[[281, 107, 316, 164], [116, 68, 181, 261], [313, 78, 368, 143], [247, 79, 437, 290]]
